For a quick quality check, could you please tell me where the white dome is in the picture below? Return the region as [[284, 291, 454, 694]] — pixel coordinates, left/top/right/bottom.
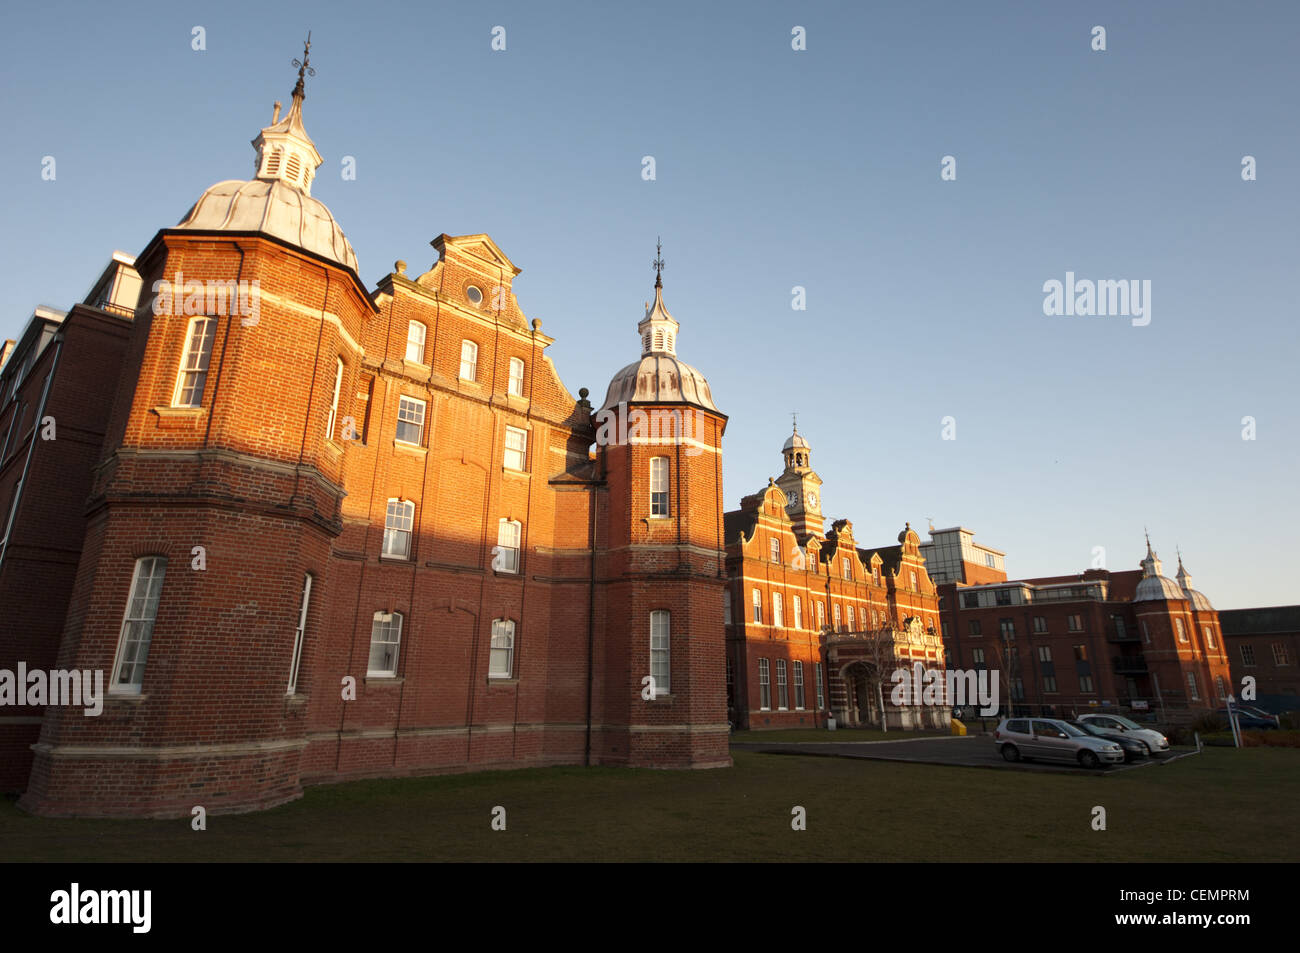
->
[[176, 179, 358, 273], [783, 431, 810, 451], [600, 353, 719, 413], [1134, 574, 1185, 602]]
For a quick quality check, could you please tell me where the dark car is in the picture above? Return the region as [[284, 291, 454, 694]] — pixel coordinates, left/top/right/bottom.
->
[[1214, 708, 1278, 730], [1066, 720, 1146, 762]]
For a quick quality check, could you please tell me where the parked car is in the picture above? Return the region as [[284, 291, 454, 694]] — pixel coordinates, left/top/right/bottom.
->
[[993, 717, 1124, 769], [1077, 713, 1171, 755], [1213, 708, 1279, 730], [1229, 704, 1281, 727], [1067, 720, 1147, 762]]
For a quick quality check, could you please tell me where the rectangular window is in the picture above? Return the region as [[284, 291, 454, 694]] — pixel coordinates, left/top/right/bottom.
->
[[871, 609, 878, 629], [776, 660, 788, 710], [1186, 671, 1199, 700], [1240, 644, 1255, 666], [872, 567, 880, 586], [1273, 642, 1291, 666], [843, 557, 852, 580], [368, 611, 402, 677], [1033, 616, 1047, 634], [1203, 625, 1216, 649], [1175, 618, 1188, 643], [405, 321, 426, 363], [1038, 645, 1053, 662], [496, 519, 521, 573], [773, 592, 784, 628], [722, 590, 732, 625], [383, 499, 415, 558], [173, 317, 217, 407], [752, 588, 762, 624], [972, 648, 985, 668], [1141, 620, 1151, 643], [111, 556, 167, 693], [770, 538, 781, 563], [758, 659, 771, 710], [508, 357, 525, 396], [999, 619, 1015, 640], [969, 619, 982, 637], [833, 604, 841, 632], [395, 396, 425, 445], [984, 552, 996, 568], [1042, 675, 1058, 693], [325, 358, 344, 441], [460, 340, 478, 380], [817, 601, 825, 630], [650, 457, 669, 515], [793, 660, 805, 710], [1215, 675, 1227, 699], [1067, 614, 1083, 632], [941, 621, 951, 640], [793, 596, 803, 630], [962, 592, 980, 609], [910, 570, 918, 590], [846, 604, 855, 631], [650, 610, 670, 695], [489, 619, 515, 678], [504, 426, 528, 471], [1113, 616, 1128, 640], [287, 573, 312, 694], [815, 662, 825, 709], [995, 589, 1011, 606], [1078, 674, 1093, 693]]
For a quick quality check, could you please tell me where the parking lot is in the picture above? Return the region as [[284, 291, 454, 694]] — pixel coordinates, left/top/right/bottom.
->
[[730, 734, 1190, 774]]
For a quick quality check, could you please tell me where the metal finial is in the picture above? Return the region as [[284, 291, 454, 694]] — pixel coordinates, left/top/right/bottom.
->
[[791, 411, 798, 433], [291, 31, 315, 99], [652, 237, 664, 289]]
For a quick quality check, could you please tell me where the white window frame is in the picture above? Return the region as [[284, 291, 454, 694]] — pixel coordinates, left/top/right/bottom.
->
[[1186, 671, 1199, 700], [406, 321, 427, 364], [395, 395, 426, 446], [490, 619, 515, 679], [382, 498, 415, 559], [793, 660, 805, 710], [751, 588, 762, 624], [772, 591, 784, 628], [287, 573, 312, 694], [776, 659, 788, 710], [496, 518, 521, 573], [833, 603, 841, 632], [650, 610, 670, 695], [846, 605, 855, 631], [817, 601, 825, 630], [758, 658, 771, 710], [793, 595, 803, 630], [649, 456, 669, 516], [460, 340, 478, 381], [368, 611, 402, 677], [110, 556, 167, 694], [1203, 625, 1215, 649], [325, 357, 344, 441], [815, 662, 825, 709], [770, 538, 781, 563], [1175, 618, 1188, 643], [508, 356, 525, 396], [172, 316, 217, 408], [504, 426, 528, 471]]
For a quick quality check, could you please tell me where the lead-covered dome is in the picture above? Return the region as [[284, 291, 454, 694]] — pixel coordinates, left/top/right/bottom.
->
[[599, 266, 720, 413], [1133, 536, 1185, 602], [177, 179, 358, 273], [173, 39, 358, 274], [1175, 555, 1214, 610]]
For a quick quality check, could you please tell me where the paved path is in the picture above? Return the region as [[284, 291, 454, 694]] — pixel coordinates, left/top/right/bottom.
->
[[731, 735, 1185, 775]]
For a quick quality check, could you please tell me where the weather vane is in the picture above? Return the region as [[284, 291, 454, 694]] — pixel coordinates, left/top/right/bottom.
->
[[791, 411, 798, 432], [652, 237, 664, 288], [292, 31, 315, 98]]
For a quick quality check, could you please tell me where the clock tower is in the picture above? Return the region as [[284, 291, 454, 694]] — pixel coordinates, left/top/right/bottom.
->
[[775, 423, 824, 542]]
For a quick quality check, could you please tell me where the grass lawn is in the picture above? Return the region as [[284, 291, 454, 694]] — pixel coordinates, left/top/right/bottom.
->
[[2, 747, 1295, 862]]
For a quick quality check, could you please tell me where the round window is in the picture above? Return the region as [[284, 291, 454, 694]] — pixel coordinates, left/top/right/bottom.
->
[[466, 285, 483, 306]]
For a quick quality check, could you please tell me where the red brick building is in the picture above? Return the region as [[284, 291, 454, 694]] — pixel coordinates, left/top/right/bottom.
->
[[2, 60, 728, 817], [723, 427, 946, 731], [937, 534, 1234, 723], [1219, 606, 1300, 712]]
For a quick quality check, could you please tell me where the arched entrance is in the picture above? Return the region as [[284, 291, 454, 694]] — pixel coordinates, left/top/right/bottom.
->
[[841, 662, 880, 727]]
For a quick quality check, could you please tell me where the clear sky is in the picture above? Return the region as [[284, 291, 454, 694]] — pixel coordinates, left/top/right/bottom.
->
[[1, 0, 1296, 608]]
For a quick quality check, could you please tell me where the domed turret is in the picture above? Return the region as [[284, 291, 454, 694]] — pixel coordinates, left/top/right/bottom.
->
[[1134, 534, 1184, 602], [1175, 551, 1214, 610], [599, 241, 719, 414], [174, 33, 358, 273], [783, 421, 811, 470]]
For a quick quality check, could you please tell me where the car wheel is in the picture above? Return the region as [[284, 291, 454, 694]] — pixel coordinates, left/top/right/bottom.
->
[[1078, 750, 1100, 770], [1001, 744, 1020, 762], [1138, 741, 1151, 757]]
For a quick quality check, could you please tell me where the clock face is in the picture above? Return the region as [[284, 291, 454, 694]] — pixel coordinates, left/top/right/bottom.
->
[[807, 491, 819, 509], [786, 489, 799, 507]]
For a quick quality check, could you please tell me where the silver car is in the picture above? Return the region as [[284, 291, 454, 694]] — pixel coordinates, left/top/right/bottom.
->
[[1077, 713, 1170, 756], [994, 717, 1124, 769]]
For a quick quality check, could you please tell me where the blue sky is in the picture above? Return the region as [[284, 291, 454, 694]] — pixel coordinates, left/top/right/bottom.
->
[[1, 1, 1296, 608]]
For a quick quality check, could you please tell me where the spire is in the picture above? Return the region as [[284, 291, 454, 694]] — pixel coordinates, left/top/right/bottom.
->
[[1140, 533, 1163, 578], [250, 33, 324, 195], [638, 238, 679, 356], [1176, 548, 1193, 589]]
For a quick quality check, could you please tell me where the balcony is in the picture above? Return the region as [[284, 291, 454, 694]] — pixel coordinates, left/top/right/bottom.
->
[[1107, 628, 1141, 643], [1112, 656, 1148, 675]]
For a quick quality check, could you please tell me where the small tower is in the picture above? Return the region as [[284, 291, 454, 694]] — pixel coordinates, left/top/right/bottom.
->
[[775, 421, 824, 543], [595, 242, 729, 770]]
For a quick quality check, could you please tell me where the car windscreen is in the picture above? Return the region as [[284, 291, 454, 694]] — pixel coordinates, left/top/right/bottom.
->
[[1059, 722, 1088, 737], [1113, 715, 1142, 729], [1070, 722, 1105, 736]]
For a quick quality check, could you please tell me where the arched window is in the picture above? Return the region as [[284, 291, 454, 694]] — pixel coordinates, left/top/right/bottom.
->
[[460, 340, 478, 380], [490, 619, 515, 678], [173, 316, 217, 407], [325, 357, 344, 441], [368, 611, 402, 677], [650, 610, 670, 695], [496, 519, 521, 573], [383, 499, 415, 558], [406, 321, 426, 363]]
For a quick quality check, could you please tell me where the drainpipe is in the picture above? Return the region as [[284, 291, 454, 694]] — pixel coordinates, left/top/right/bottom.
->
[[584, 445, 599, 767], [0, 337, 62, 574]]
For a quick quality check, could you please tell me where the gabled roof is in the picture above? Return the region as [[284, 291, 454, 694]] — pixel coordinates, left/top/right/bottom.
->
[[431, 233, 521, 276]]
